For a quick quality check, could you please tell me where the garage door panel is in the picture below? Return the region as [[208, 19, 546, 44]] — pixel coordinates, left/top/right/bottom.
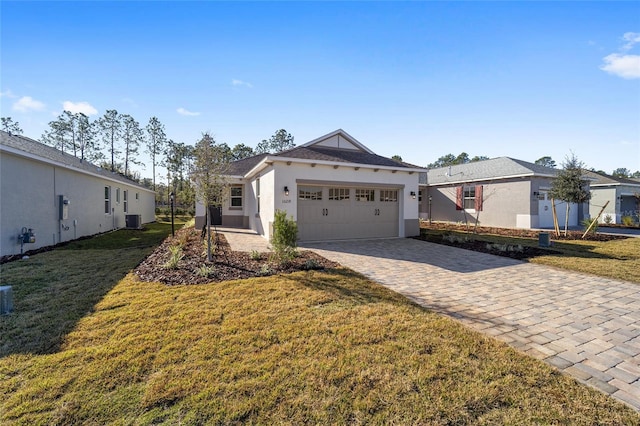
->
[[297, 185, 400, 241]]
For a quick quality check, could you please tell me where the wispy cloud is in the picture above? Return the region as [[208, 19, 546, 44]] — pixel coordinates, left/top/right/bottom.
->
[[177, 107, 201, 116], [232, 79, 253, 88], [63, 100, 98, 116], [600, 32, 640, 79], [0, 89, 17, 98], [13, 96, 45, 112]]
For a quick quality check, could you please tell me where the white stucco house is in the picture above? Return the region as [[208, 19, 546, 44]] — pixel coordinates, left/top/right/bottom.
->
[[419, 157, 590, 229], [195, 129, 423, 242], [0, 130, 156, 257]]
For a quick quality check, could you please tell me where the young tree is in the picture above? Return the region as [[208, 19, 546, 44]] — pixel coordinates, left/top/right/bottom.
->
[[231, 143, 254, 160], [549, 153, 591, 236], [612, 168, 631, 178], [97, 110, 122, 172], [255, 129, 295, 154], [121, 114, 144, 177], [1, 117, 23, 134], [535, 156, 557, 168], [146, 116, 167, 191], [192, 132, 231, 261]]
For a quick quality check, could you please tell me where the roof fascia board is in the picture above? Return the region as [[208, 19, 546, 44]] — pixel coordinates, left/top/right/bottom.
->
[[269, 155, 424, 173], [300, 129, 375, 154], [1, 144, 155, 193]]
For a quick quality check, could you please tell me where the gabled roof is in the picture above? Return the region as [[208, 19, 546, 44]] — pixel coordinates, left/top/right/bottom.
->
[[421, 156, 558, 185], [231, 129, 424, 178], [0, 130, 153, 191], [583, 170, 640, 188]]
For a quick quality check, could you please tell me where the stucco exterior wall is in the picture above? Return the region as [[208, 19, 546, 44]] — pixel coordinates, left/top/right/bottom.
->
[[590, 188, 617, 223], [1, 151, 155, 257]]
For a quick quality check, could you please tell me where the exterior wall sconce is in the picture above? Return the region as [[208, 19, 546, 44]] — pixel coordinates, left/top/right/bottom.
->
[[410, 191, 416, 199], [284, 186, 289, 196], [533, 191, 539, 197]]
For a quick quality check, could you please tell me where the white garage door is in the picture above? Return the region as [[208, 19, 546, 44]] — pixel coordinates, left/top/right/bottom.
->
[[297, 185, 399, 241]]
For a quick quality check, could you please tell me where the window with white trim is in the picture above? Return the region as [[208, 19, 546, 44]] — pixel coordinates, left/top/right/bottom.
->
[[123, 190, 128, 213], [355, 189, 375, 202], [463, 186, 476, 210], [230, 185, 243, 208], [380, 190, 398, 202], [329, 188, 350, 201], [104, 186, 111, 214], [115, 188, 120, 204], [256, 178, 260, 213]]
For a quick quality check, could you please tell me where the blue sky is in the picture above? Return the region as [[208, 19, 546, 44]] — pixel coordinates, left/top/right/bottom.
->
[[2, 1, 639, 180]]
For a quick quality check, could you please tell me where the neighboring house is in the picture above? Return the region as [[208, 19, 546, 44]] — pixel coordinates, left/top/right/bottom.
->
[[584, 171, 640, 224], [419, 157, 590, 229], [195, 129, 423, 242], [0, 131, 156, 257]]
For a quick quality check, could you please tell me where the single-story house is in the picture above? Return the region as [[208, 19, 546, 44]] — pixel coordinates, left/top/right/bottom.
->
[[0, 130, 156, 257], [195, 129, 423, 242], [584, 171, 640, 224], [419, 157, 590, 229]]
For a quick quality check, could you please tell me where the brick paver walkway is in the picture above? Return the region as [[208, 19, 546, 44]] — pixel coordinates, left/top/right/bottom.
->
[[222, 231, 640, 411]]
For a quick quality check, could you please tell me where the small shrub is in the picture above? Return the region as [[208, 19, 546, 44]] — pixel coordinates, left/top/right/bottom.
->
[[581, 217, 599, 234], [303, 258, 320, 270], [257, 264, 273, 276], [163, 245, 184, 269], [250, 250, 262, 261], [622, 216, 634, 227], [196, 264, 216, 277], [271, 210, 298, 251], [443, 233, 468, 244], [269, 246, 298, 267], [603, 214, 613, 225]]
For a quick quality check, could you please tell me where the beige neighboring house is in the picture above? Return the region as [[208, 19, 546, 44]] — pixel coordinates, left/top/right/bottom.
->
[[195, 129, 423, 242], [419, 157, 590, 229], [584, 171, 640, 224], [0, 130, 156, 257]]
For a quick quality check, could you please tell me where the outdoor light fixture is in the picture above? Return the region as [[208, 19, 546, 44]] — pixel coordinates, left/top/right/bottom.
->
[[410, 191, 416, 199], [284, 186, 289, 196]]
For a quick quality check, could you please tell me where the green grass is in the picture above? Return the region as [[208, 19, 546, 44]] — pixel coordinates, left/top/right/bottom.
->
[[421, 228, 640, 284], [1, 227, 638, 423]]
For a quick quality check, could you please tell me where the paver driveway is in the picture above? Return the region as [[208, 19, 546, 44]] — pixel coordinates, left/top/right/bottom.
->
[[301, 238, 640, 411]]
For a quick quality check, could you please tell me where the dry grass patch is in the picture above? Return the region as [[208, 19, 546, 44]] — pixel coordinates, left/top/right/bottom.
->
[[1, 266, 637, 424]]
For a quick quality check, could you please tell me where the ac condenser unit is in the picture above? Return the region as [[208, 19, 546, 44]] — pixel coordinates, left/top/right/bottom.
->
[[125, 214, 142, 229]]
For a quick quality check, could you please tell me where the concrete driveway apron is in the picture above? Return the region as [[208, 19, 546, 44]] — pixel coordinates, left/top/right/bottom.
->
[[301, 238, 640, 411]]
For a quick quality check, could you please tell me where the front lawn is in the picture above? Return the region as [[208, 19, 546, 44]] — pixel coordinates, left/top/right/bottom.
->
[[1, 226, 638, 423], [419, 225, 640, 284]]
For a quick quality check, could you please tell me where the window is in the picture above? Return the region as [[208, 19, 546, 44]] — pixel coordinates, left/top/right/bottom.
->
[[418, 190, 423, 202], [456, 185, 483, 211], [256, 178, 260, 213], [299, 186, 323, 200], [230, 185, 243, 208], [380, 190, 398, 202], [329, 188, 350, 201], [463, 186, 476, 210], [115, 188, 120, 203], [104, 186, 111, 214], [123, 190, 128, 213], [355, 189, 374, 202], [135, 192, 139, 200]]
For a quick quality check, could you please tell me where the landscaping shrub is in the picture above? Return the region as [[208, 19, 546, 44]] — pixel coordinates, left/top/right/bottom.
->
[[622, 215, 635, 227], [603, 214, 613, 225], [163, 245, 184, 269], [270, 210, 298, 266], [581, 217, 599, 234]]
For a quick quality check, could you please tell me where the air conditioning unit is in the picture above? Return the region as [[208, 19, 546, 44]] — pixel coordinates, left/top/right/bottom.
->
[[0, 286, 13, 315], [125, 214, 142, 229]]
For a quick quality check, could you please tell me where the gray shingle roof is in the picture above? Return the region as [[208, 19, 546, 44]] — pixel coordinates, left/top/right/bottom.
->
[[0, 130, 152, 190], [421, 157, 558, 185], [584, 170, 640, 187], [274, 145, 413, 168]]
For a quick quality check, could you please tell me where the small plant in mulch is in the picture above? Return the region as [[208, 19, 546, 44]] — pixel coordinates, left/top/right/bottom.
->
[[163, 245, 184, 269]]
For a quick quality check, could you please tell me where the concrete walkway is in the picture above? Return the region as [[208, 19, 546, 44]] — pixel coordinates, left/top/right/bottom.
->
[[221, 231, 640, 411]]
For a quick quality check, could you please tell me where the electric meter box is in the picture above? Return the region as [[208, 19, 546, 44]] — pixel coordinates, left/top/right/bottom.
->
[[59, 195, 70, 220]]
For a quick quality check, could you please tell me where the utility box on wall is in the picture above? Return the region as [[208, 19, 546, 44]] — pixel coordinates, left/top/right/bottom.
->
[[59, 195, 70, 220]]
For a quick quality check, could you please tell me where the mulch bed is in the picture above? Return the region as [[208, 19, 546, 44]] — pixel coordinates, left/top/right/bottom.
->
[[134, 227, 338, 285]]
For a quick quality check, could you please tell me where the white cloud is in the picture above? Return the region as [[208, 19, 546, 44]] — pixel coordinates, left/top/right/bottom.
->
[[0, 89, 17, 98], [177, 107, 200, 116], [62, 100, 98, 116], [600, 53, 640, 79], [600, 33, 640, 79], [13, 96, 45, 112], [232, 79, 253, 88], [622, 32, 640, 51]]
